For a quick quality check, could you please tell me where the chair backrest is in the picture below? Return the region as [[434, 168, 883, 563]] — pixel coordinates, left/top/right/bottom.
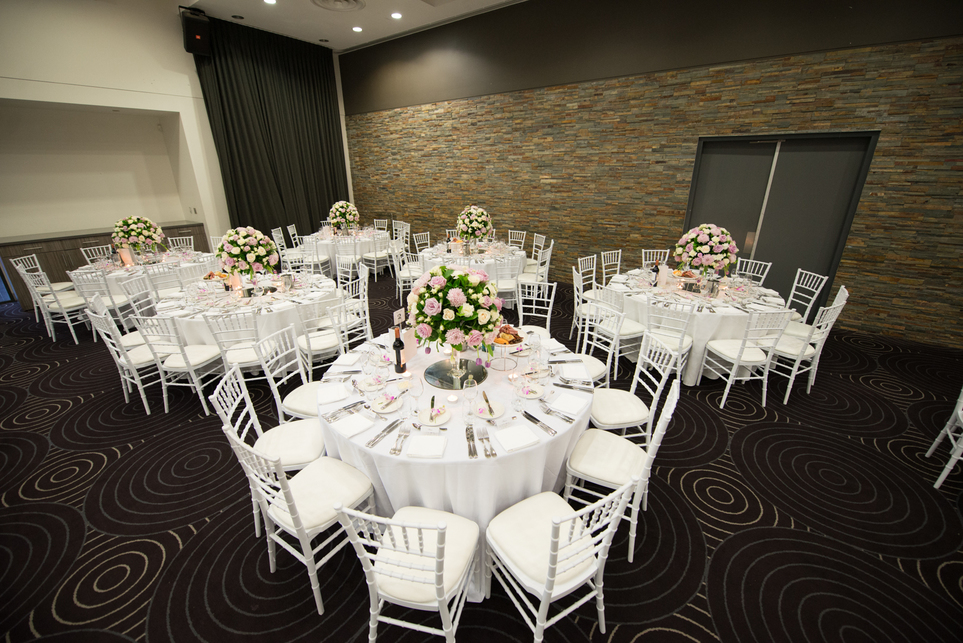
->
[[81, 245, 112, 264], [413, 231, 431, 253], [290, 233, 304, 249], [320, 220, 332, 229], [736, 258, 772, 286], [737, 309, 793, 359], [209, 365, 265, 446], [577, 255, 597, 287], [806, 301, 847, 345], [329, 299, 371, 353], [508, 230, 527, 248], [600, 250, 621, 285], [211, 234, 225, 252], [493, 255, 518, 291], [373, 219, 388, 231], [393, 221, 411, 250], [541, 478, 636, 597], [271, 228, 287, 252], [143, 263, 181, 298], [403, 251, 423, 276], [579, 304, 624, 381], [131, 314, 191, 365], [531, 233, 546, 258], [120, 274, 157, 317], [518, 281, 557, 332], [70, 268, 126, 313], [335, 503, 456, 606], [530, 241, 554, 282], [336, 255, 357, 286], [178, 260, 215, 287], [222, 429, 301, 534], [787, 269, 829, 321], [646, 298, 695, 356], [11, 253, 41, 273], [205, 310, 258, 354], [168, 236, 194, 251], [335, 238, 359, 262], [596, 286, 625, 314], [641, 249, 669, 267], [286, 224, 298, 243], [628, 332, 678, 426], [571, 266, 587, 306], [295, 294, 341, 336], [832, 285, 849, 306], [637, 379, 680, 494], [87, 305, 138, 371], [255, 327, 310, 418]]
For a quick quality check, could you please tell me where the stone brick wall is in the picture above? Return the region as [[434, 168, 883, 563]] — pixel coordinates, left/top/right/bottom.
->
[[345, 37, 963, 349]]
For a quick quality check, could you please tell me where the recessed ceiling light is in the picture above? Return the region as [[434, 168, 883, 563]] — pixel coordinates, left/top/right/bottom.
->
[[264, 0, 276, 4], [391, 12, 402, 19], [232, 15, 244, 19], [352, 26, 362, 32]]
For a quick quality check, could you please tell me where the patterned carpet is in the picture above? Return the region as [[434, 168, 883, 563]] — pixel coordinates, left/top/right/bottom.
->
[[2, 276, 963, 642]]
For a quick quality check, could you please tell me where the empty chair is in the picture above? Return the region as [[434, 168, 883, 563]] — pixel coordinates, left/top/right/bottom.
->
[[491, 254, 523, 309], [526, 233, 546, 270], [167, 236, 194, 251], [564, 379, 680, 563], [735, 258, 772, 286], [361, 232, 391, 281], [205, 310, 262, 378], [646, 297, 695, 377], [700, 309, 792, 408], [211, 234, 225, 253], [290, 233, 304, 249], [70, 268, 135, 331], [335, 254, 358, 287], [569, 266, 596, 345], [785, 268, 829, 322], [392, 220, 411, 253], [600, 249, 621, 286], [373, 219, 388, 231], [391, 250, 423, 305], [87, 303, 161, 414], [573, 302, 624, 387], [413, 231, 431, 253], [133, 314, 222, 414], [769, 301, 846, 404], [329, 298, 373, 354], [81, 244, 113, 264], [784, 285, 848, 339], [576, 255, 601, 301], [286, 223, 299, 245], [925, 384, 963, 489], [518, 240, 553, 284], [11, 253, 75, 323], [143, 263, 182, 300], [22, 271, 89, 343], [589, 331, 676, 443], [595, 286, 647, 378], [294, 296, 342, 376], [256, 326, 325, 422], [508, 230, 527, 249], [334, 239, 361, 281], [335, 503, 479, 643], [224, 430, 373, 615], [485, 477, 636, 642], [517, 281, 557, 339], [641, 248, 669, 267], [300, 238, 331, 277]]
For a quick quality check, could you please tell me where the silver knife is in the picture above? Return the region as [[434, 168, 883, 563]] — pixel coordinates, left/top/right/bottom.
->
[[549, 358, 581, 364], [482, 391, 496, 417], [323, 400, 365, 422], [555, 383, 594, 393], [522, 411, 557, 436], [366, 419, 402, 448]]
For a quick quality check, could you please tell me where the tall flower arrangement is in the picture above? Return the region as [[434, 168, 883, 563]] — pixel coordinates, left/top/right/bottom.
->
[[216, 227, 279, 278], [407, 265, 503, 362], [673, 223, 738, 276], [328, 201, 360, 230], [112, 216, 166, 253], [456, 205, 493, 241]]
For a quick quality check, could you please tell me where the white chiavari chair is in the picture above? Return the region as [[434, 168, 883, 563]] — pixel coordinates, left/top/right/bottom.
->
[[517, 281, 557, 340], [770, 301, 846, 404], [925, 384, 963, 489], [785, 268, 829, 322], [87, 303, 161, 415], [167, 236, 194, 251], [413, 231, 431, 254], [22, 271, 88, 343], [81, 244, 113, 264], [508, 230, 527, 249], [600, 249, 621, 286], [735, 258, 771, 286]]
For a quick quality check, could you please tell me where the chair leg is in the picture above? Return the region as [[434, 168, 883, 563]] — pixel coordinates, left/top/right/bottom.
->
[[627, 492, 642, 564], [934, 440, 963, 489], [595, 580, 607, 634], [719, 364, 737, 409]]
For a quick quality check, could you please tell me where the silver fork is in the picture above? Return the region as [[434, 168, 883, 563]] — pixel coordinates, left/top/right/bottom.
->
[[539, 402, 575, 423], [478, 425, 496, 457], [389, 425, 411, 455]]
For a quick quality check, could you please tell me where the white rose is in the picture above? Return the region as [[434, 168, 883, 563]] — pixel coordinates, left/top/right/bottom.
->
[[460, 303, 474, 317], [477, 309, 490, 324], [257, 247, 266, 256], [468, 275, 480, 285], [443, 308, 455, 321], [430, 267, 442, 276], [247, 252, 256, 262], [407, 292, 419, 306]]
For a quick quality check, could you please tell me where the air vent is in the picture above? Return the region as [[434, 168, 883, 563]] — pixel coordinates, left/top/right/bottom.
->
[[311, 0, 366, 11]]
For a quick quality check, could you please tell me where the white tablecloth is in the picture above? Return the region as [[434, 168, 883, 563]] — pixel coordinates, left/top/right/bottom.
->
[[419, 247, 526, 279], [103, 254, 216, 296], [319, 333, 593, 601], [289, 232, 389, 267]]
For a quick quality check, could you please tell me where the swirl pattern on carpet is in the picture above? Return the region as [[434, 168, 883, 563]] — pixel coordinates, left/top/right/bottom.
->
[[707, 527, 963, 643], [0, 430, 49, 495], [654, 394, 728, 468], [878, 350, 963, 397], [731, 422, 963, 558]]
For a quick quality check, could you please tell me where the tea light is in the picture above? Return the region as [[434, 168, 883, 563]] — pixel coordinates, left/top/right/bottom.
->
[[447, 394, 459, 404]]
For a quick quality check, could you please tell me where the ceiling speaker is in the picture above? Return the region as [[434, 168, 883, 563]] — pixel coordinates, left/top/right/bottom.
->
[[181, 9, 211, 56]]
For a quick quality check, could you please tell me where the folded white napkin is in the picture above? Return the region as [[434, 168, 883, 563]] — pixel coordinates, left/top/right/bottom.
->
[[560, 363, 590, 380], [406, 435, 448, 458], [495, 424, 539, 452], [543, 338, 566, 352], [333, 353, 361, 367], [608, 282, 629, 291], [551, 393, 588, 416], [331, 413, 374, 437], [316, 384, 348, 406], [757, 287, 779, 297], [609, 274, 628, 283]]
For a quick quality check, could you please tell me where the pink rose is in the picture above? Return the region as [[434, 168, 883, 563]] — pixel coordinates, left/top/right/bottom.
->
[[224, 257, 236, 267], [429, 276, 447, 288], [416, 323, 432, 339], [268, 254, 279, 265], [729, 244, 738, 252], [423, 298, 442, 316], [697, 233, 710, 243], [446, 329, 466, 346], [252, 262, 263, 272], [493, 297, 503, 311], [482, 295, 493, 308], [447, 288, 467, 307], [466, 329, 484, 348], [413, 274, 431, 290]]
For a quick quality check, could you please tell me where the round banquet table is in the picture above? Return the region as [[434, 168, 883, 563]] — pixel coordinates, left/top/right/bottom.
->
[[419, 245, 526, 279], [610, 272, 787, 386], [101, 253, 217, 297], [318, 333, 593, 601], [289, 231, 389, 267]]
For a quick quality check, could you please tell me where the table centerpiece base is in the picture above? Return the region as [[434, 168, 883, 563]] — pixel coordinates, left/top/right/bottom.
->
[[424, 358, 488, 390]]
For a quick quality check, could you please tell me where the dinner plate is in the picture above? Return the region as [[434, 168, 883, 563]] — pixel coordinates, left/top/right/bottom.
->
[[518, 383, 545, 399], [418, 407, 451, 426], [473, 400, 505, 419], [359, 376, 388, 392], [371, 394, 403, 415]]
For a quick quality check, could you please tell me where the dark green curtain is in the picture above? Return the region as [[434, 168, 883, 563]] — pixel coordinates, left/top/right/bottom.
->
[[194, 18, 348, 238]]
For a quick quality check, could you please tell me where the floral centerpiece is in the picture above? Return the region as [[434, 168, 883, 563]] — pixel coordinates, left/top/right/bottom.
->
[[112, 216, 166, 254], [216, 227, 280, 279], [407, 264, 504, 370], [673, 223, 738, 276], [456, 205, 493, 241], [328, 200, 360, 230]]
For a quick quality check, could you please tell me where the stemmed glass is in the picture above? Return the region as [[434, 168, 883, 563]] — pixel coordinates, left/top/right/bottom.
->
[[462, 377, 478, 421], [511, 372, 530, 412], [407, 375, 424, 420]]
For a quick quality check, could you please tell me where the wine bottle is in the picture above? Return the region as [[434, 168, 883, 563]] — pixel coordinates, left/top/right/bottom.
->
[[393, 326, 406, 373]]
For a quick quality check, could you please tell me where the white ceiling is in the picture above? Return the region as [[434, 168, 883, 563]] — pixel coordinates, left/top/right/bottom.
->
[[185, 0, 527, 53]]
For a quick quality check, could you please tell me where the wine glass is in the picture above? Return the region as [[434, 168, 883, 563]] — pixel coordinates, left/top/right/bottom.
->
[[408, 375, 424, 419], [512, 373, 531, 412], [462, 377, 478, 418]]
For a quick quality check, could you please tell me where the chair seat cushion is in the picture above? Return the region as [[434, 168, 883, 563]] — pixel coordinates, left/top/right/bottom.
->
[[163, 344, 222, 369], [648, 330, 693, 354], [37, 281, 74, 293], [705, 339, 768, 364], [619, 318, 646, 337], [783, 320, 812, 338], [519, 325, 550, 339], [772, 335, 816, 359], [224, 342, 260, 366], [269, 457, 372, 532], [254, 418, 325, 468], [591, 388, 651, 427], [375, 506, 479, 605], [126, 344, 157, 367], [119, 330, 147, 348], [487, 492, 596, 596], [517, 272, 544, 283], [362, 251, 390, 260], [46, 295, 87, 311], [582, 288, 601, 301], [568, 429, 645, 487], [282, 381, 323, 418], [297, 330, 339, 356], [576, 354, 609, 381]]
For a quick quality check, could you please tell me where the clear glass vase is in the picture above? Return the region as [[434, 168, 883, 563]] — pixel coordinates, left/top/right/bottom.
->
[[448, 345, 466, 379]]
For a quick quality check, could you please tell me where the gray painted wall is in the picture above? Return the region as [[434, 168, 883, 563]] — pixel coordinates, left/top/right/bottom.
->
[[339, 0, 963, 115]]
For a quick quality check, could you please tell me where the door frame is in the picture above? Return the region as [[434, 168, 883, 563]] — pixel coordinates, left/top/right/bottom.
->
[[683, 130, 880, 312]]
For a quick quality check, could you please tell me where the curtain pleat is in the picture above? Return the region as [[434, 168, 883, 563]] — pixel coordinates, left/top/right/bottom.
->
[[194, 19, 348, 237]]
